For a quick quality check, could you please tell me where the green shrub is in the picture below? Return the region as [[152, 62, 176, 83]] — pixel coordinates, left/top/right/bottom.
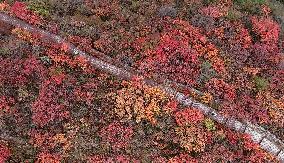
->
[[234, 0, 266, 5], [198, 61, 217, 85], [203, 0, 218, 5], [226, 9, 241, 21], [253, 76, 269, 91], [27, 0, 50, 17], [234, 0, 266, 14], [0, 48, 10, 57], [204, 118, 216, 131]]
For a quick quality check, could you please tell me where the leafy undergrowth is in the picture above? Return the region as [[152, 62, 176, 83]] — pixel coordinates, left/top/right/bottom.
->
[[0, 0, 284, 162], [0, 34, 278, 162]]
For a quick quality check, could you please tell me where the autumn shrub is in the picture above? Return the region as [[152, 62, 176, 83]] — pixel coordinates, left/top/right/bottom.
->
[[88, 154, 132, 163], [164, 100, 178, 114], [175, 125, 206, 152], [249, 42, 280, 68], [264, 93, 284, 128], [173, 108, 206, 152], [253, 76, 269, 91], [0, 96, 14, 115], [0, 144, 10, 163], [168, 153, 198, 163], [0, 54, 46, 87], [174, 108, 204, 126], [1, 0, 283, 161], [251, 16, 280, 44], [137, 29, 201, 86], [10, 1, 42, 25], [205, 78, 236, 101], [199, 6, 226, 18], [31, 78, 72, 127], [35, 151, 61, 163], [270, 70, 284, 98], [98, 121, 133, 151], [241, 134, 275, 162], [110, 80, 168, 124], [27, 0, 50, 17], [222, 94, 270, 123], [135, 18, 226, 87]]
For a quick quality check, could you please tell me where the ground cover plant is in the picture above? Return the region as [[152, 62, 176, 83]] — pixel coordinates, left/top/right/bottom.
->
[[0, 0, 284, 162]]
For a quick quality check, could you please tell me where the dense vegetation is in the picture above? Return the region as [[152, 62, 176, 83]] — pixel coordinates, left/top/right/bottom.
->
[[0, 0, 283, 162]]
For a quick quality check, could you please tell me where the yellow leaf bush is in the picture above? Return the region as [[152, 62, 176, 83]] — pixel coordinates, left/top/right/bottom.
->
[[109, 81, 168, 124], [175, 125, 206, 153]]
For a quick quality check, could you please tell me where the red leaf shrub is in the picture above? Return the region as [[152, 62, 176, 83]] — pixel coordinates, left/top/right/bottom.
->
[[138, 29, 201, 86], [88, 154, 132, 163], [173, 19, 226, 73], [0, 57, 27, 86], [221, 94, 269, 124], [0, 144, 10, 163], [10, 1, 42, 25], [31, 80, 71, 127], [205, 78, 236, 101], [251, 16, 280, 44], [35, 151, 61, 163], [249, 43, 280, 68], [0, 55, 46, 86], [164, 100, 178, 113], [270, 70, 284, 98], [199, 6, 225, 18], [68, 36, 93, 53], [226, 129, 239, 145], [98, 121, 133, 151], [174, 108, 204, 126], [0, 96, 15, 114], [168, 153, 198, 163]]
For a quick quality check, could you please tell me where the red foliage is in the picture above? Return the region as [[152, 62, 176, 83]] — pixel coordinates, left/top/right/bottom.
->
[[226, 129, 239, 145], [23, 55, 46, 77], [168, 153, 198, 163], [242, 134, 259, 151], [251, 16, 280, 44], [233, 24, 252, 49], [31, 80, 71, 127], [173, 19, 226, 73], [270, 70, 284, 98], [221, 95, 269, 124], [250, 42, 280, 68], [174, 108, 204, 126], [0, 55, 46, 86], [138, 29, 201, 86], [0, 57, 27, 86], [205, 78, 236, 101], [44, 44, 91, 71], [0, 96, 15, 114], [164, 100, 178, 113], [241, 134, 272, 162], [74, 78, 97, 105], [35, 151, 61, 163], [88, 154, 132, 163], [10, 1, 42, 25], [0, 144, 10, 163], [29, 129, 52, 150], [99, 121, 133, 151], [199, 6, 224, 18], [68, 36, 93, 53]]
